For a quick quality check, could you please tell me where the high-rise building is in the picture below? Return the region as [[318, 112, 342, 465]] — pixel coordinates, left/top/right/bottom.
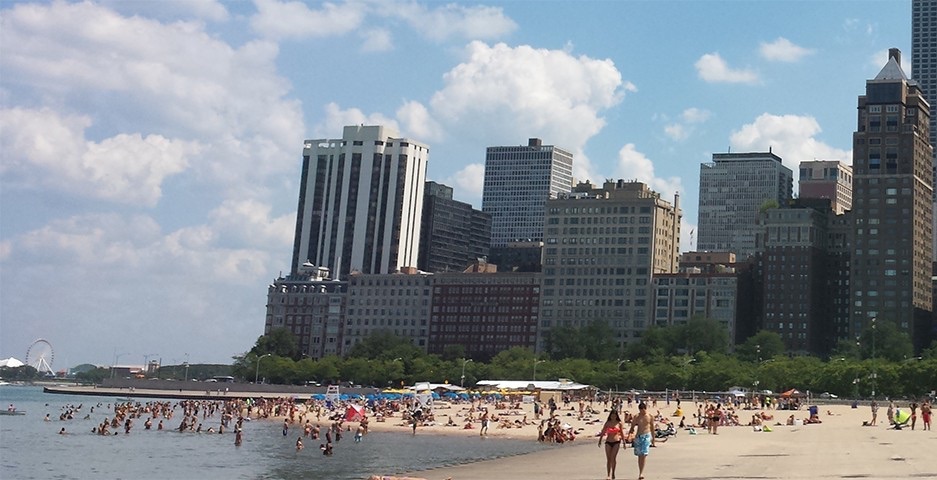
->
[[652, 253, 739, 345], [697, 151, 794, 260], [538, 180, 681, 351], [428, 266, 541, 361], [850, 48, 933, 348], [344, 270, 433, 352], [912, 0, 937, 256], [482, 138, 573, 248], [757, 200, 835, 355], [798, 160, 853, 214], [264, 264, 348, 359], [418, 181, 491, 273], [291, 125, 428, 279]]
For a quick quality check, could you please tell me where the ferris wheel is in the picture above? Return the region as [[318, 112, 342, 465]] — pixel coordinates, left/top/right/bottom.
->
[[25, 338, 54, 374]]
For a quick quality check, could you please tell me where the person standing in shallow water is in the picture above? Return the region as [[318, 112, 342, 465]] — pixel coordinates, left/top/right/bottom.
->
[[597, 410, 626, 480], [629, 402, 656, 480]]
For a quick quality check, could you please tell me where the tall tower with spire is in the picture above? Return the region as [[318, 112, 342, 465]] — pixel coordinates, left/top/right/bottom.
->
[[850, 48, 933, 348]]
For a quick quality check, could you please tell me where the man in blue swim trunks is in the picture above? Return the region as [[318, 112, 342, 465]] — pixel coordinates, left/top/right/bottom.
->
[[629, 402, 656, 480]]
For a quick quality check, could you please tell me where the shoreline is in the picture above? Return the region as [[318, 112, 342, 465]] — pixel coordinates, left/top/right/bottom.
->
[[35, 385, 937, 479]]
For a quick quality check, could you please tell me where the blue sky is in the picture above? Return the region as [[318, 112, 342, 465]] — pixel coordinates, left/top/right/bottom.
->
[[0, 0, 911, 367]]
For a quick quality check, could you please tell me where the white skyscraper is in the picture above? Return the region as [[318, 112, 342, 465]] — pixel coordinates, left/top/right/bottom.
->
[[291, 125, 428, 278], [482, 138, 573, 248]]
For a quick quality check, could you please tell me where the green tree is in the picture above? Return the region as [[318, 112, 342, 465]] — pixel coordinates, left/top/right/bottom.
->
[[678, 317, 730, 355], [346, 331, 424, 361], [250, 328, 300, 359], [626, 325, 675, 359], [440, 345, 466, 362], [581, 321, 620, 361], [920, 340, 937, 360], [830, 338, 861, 360], [544, 325, 586, 360], [737, 330, 786, 362], [74, 366, 109, 384], [858, 320, 913, 362], [759, 199, 780, 213]]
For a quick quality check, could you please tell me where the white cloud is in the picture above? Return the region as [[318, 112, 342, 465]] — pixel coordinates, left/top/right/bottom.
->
[[681, 107, 711, 124], [377, 2, 517, 42], [430, 41, 627, 183], [361, 28, 393, 52], [664, 124, 688, 141], [445, 163, 486, 203], [760, 37, 814, 62], [1, 1, 305, 195], [663, 107, 711, 141], [695, 53, 758, 84], [250, 0, 516, 45], [317, 103, 400, 138], [396, 101, 443, 142], [729, 113, 851, 176], [249, 0, 366, 40], [100, 0, 230, 22], [1, 212, 277, 364], [208, 199, 295, 249], [0, 108, 193, 206], [0, 1, 304, 364], [614, 143, 683, 202]]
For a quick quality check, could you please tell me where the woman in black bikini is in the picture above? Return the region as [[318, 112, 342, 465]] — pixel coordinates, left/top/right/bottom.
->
[[598, 410, 626, 480]]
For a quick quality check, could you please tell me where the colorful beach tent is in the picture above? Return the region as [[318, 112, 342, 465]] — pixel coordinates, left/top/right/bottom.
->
[[780, 389, 804, 398], [344, 404, 364, 422]]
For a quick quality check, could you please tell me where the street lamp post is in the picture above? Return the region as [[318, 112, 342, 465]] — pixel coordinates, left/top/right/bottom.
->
[[682, 358, 696, 392], [871, 317, 876, 399], [460, 358, 473, 388], [255, 353, 272, 384], [533, 359, 546, 381], [617, 359, 629, 371]]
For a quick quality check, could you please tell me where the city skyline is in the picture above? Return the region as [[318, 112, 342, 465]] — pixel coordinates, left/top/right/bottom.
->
[[0, 1, 914, 365]]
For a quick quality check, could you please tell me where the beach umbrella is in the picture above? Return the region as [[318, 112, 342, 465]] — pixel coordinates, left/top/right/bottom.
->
[[894, 409, 911, 426]]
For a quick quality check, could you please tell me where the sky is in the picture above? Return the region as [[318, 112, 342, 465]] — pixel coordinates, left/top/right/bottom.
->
[[0, 0, 912, 368]]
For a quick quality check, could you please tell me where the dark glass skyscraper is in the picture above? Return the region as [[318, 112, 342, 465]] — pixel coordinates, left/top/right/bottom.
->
[[912, 0, 937, 257], [418, 181, 491, 273]]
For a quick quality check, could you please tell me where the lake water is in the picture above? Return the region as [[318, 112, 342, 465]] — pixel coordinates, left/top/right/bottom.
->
[[0, 386, 550, 479]]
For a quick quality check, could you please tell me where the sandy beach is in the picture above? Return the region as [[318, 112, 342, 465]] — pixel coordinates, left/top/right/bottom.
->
[[402, 401, 936, 480]]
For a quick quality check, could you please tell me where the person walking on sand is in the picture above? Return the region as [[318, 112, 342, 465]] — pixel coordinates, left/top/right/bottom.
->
[[870, 400, 879, 426], [920, 400, 931, 430], [597, 409, 626, 480], [628, 402, 656, 480]]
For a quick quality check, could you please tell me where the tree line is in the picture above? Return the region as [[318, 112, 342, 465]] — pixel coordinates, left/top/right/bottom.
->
[[225, 321, 937, 399]]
